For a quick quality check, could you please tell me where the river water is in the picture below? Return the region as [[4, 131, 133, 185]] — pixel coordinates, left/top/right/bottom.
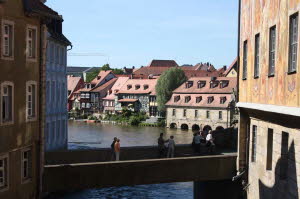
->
[[47, 121, 195, 199]]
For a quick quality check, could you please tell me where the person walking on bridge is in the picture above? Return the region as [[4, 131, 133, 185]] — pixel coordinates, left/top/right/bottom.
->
[[158, 133, 167, 158], [111, 137, 117, 161], [167, 136, 175, 158], [114, 139, 121, 161]]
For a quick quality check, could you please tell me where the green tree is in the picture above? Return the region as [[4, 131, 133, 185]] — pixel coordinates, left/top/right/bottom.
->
[[86, 69, 100, 82], [156, 67, 187, 111]]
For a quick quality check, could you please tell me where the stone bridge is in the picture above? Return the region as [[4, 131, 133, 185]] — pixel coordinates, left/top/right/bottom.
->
[[43, 145, 238, 196]]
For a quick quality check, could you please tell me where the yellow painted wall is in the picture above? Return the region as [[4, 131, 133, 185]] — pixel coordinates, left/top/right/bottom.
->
[[239, 0, 300, 108]]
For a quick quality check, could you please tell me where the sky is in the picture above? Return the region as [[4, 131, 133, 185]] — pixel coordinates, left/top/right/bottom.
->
[[46, 0, 239, 69]]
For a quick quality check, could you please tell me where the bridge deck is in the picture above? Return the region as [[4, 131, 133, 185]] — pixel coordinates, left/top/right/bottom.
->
[[43, 147, 237, 192]]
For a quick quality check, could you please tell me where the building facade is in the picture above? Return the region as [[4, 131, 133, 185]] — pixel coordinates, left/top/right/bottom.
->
[[67, 75, 85, 111], [115, 79, 159, 116], [238, 0, 300, 198], [0, 0, 58, 198], [45, 17, 71, 151], [166, 77, 237, 131]]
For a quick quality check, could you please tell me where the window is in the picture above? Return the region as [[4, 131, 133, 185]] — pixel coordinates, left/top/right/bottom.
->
[[207, 96, 214, 104], [60, 47, 63, 65], [183, 109, 187, 117], [56, 45, 59, 65], [26, 27, 37, 59], [196, 96, 202, 103], [242, 40, 248, 79], [280, 132, 289, 179], [1, 82, 13, 124], [289, 13, 298, 73], [206, 111, 210, 119], [266, 128, 273, 170], [195, 110, 198, 117], [51, 81, 55, 107], [210, 81, 219, 88], [220, 80, 229, 88], [254, 34, 260, 78], [21, 148, 32, 182], [220, 97, 227, 104], [143, 85, 149, 90], [2, 20, 14, 58], [26, 82, 37, 120], [0, 155, 8, 190], [81, 103, 86, 108], [219, 111, 222, 120], [135, 85, 140, 90], [197, 81, 206, 88], [127, 85, 132, 90], [172, 109, 176, 116], [186, 81, 193, 88], [174, 95, 180, 102], [185, 96, 191, 103], [269, 26, 276, 76], [251, 125, 257, 162]]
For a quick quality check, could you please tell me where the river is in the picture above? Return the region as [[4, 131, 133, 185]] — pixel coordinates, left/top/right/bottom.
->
[[46, 121, 195, 199]]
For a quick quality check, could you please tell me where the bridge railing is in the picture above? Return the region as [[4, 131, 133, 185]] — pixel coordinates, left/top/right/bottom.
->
[[45, 144, 236, 165]]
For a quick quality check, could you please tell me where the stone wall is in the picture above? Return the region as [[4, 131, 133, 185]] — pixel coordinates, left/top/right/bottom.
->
[[247, 117, 300, 199]]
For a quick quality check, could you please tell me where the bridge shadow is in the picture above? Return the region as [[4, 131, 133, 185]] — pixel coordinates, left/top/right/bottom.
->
[[259, 141, 298, 199]]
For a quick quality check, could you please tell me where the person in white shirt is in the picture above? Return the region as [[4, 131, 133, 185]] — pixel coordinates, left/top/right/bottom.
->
[[206, 130, 215, 153], [167, 136, 175, 158]]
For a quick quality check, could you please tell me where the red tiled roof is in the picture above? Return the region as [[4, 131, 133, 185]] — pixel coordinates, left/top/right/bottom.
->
[[90, 70, 114, 85], [118, 99, 138, 102], [133, 66, 172, 77], [67, 76, 82, 92], [173, 77, 237, 94], [76, 87, 92, 92], [24, 0, 61, 19], [118, 79, 157, 95], [224, 58, 238, 76], [166, 93, 232, 108], [90, 78, 117, 92], [148, 60, 178, 67], [102, 77, 129, 100], [184, 70, 221, 78]]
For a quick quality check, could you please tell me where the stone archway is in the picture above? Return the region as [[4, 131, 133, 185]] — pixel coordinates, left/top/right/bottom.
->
[[192, 124, 200, 131], [203, 125, 212, 133], [170, 123, 177, 129], [181, 124, 189, 130]]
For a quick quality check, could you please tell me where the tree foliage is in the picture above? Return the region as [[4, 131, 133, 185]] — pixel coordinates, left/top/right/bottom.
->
[[85, 64, 125, 82], [155, 67, 187, 112]]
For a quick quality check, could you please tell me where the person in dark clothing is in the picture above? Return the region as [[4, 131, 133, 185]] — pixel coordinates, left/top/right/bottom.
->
[[111, 137, 117, 161], [158, 133, 167, 158]]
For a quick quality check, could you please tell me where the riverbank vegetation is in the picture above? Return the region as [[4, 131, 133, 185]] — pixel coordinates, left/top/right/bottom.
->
[[104, 108, 148, 126]]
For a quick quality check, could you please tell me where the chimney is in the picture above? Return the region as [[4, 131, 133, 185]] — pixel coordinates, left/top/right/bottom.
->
[[223, 65, 227, 70]]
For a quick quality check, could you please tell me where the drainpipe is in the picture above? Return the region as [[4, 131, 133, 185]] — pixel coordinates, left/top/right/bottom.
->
[[37, 22, 47, 199]]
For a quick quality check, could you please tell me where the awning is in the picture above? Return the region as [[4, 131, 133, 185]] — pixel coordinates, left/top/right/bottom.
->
[[118, 99, 138, 103]]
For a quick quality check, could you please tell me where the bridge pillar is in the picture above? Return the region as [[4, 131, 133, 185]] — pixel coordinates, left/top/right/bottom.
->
[[193, 180, 243, 199]]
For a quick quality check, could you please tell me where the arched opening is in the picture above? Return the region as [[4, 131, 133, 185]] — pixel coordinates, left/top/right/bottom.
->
[[192, 124, 200, 131], [181, 124, 189, 130], [203, 125, 212, 133], [216, 126, 225, 131], [170, 123, 177, 129]]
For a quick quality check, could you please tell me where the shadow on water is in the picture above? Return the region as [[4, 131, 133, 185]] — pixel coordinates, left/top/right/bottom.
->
[[259, 141, 298, 199]]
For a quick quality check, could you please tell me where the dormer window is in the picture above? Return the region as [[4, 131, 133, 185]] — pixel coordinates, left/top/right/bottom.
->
[[186, 81, 193, 88], [208, 96, 214, 104], [143, 85, 149, 90], [210, 81, 219, 88], [135, 85, 140, 90], [97, 76, 101, 80], [114, 89, 119, 94], [185, 96, 191, 103], [220, 97, 227, 104], [220, 80, 229, 88], [197, 81, 206, 88], [174, 95, 180, 102], [196, 96, 202, 103], [127, 85, 132, 90]]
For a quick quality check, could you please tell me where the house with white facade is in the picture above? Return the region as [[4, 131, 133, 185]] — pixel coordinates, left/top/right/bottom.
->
[[45, 18, 71, 151]]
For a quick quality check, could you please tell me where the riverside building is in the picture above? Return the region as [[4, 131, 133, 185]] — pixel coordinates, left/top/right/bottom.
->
[[237, 0, 300, 198], [0, 0, 61, 198], [166, 77, 237, 131], [45, 12, 71, 151]]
